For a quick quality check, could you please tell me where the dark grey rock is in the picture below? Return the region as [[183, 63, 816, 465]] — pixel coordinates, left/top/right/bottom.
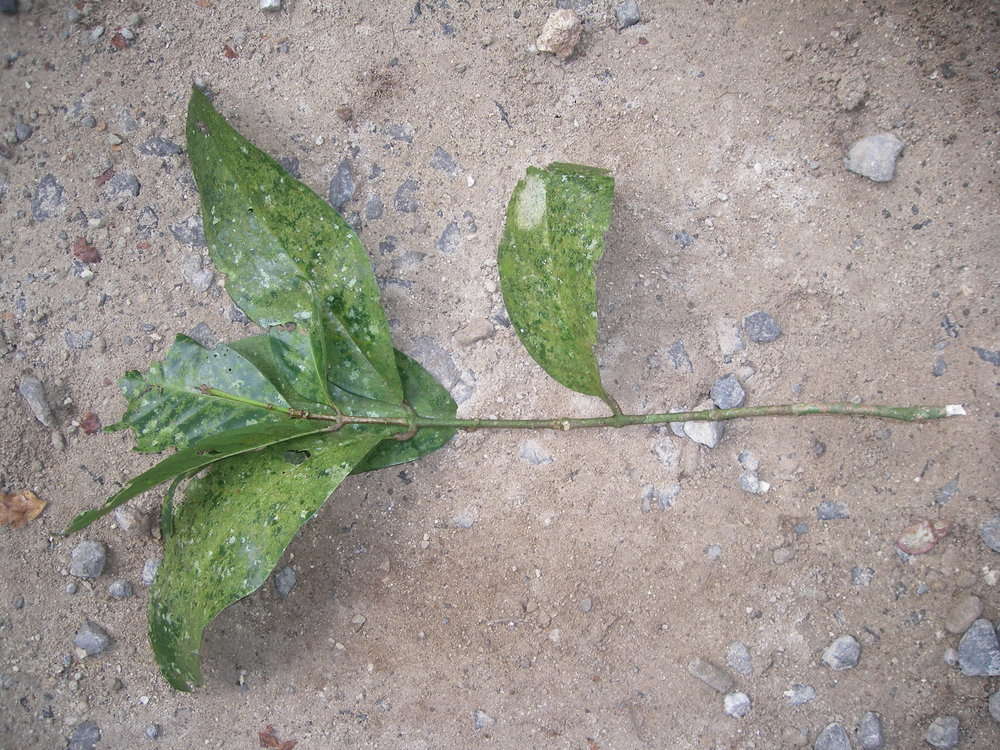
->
[[141, 558, 161, 586], [982, 516, 1000, 552], [430, 146, 459, 176], [145, 724, 162, 739], [472, 709, 495, 730], [933, 478, 959, 505], [137, 205, 159, 232], [710, 374, 745, 409], [67, 721, 101, 750], [687, 657, 733, 693], [673, 230, 695, 248], [614, 1, 641, 30], [69, 541, 106, 578], [723, 691, 751, 718], [989, 690, 1000, 722], [74, 620, 111, 656], [817, 500, 850, 520], [851, 567, 875, 586], [18, 376, 54, 427], [743, 311, 782, 343], [230, 305, 250, 324], [845, 133, 905, 182], [32, 174, 66, 221], [958, 618, 1000, 676], [104, 172, 141, 199], [273, 565, 296, 598], [667, 340, 693, 372], [65, 330, 95, 350], [925, 716, 959, 749], [783, 683, 816, 705], [139, 137, 182, 156], [436, 221, 460, 254], [973, 346, 1000, 366], [107, 579, 133, 599], [726, 641, 752, 677], [277, 156, 300, 178], [329, 158, 355, 211], [932, 356, 947, 376], [857, 711, 884, 749], [814, 723, 851, 750], [170, 215, 206, 246], [365, 195, 383, 220], [519, 440, 553, 466], [394, 178, 420, 213], [187, 322, 218, 349], [14, 122, 33, 142], [822, 634, 861, 670]]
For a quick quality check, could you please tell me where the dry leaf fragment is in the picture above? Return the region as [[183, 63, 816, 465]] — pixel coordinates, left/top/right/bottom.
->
[[80, 412, 102, 434], [0, 490, 47, 529], [223, 44, 238, 59], [72, 237, 101, 263], [259, 725, 280, 748]]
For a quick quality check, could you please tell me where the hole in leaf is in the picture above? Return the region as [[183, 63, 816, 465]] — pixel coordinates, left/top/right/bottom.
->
[[282, 450, 310, 465]]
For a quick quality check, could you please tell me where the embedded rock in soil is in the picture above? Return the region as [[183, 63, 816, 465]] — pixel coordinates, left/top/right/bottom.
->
[[536, 9, 582, 60], [814, 722, 850, 750], [69, 541, 107, 579], [822, 634, 861, 670], [957, 618, 1000, 676], [925, 716, 959, 749], [74, 620, 112, 656], [856, 711, 885, 749], [844, 133, 904, 182], [944, 594, 982, 635]]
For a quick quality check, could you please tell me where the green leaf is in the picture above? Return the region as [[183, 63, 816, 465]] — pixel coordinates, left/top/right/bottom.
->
[[62, 421, 338, 535], [109, 334, 292, 453], [149, 425, 388, 691], [351, 350, 458, 473], [186, 87, 402, 404], [497, 162, 618, 409]]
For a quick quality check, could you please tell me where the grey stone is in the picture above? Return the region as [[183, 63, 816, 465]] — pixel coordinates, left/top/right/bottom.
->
[[851, 567, 875, 586], [958, 618, 1000, 676], [454, 319, 494, 346], [932, 356, 947, 376], [980, 515, 1000, 552], [973, 346, 1000, 366], [365, 195, 383, 220], [772, 547, 795, 565], [726, 641, 752, 677], [845, 133, 905, 182], [784, 683, 816, 705], [74, 620, 111, 656], [519, 440, 553, 466], [640, 484, 678, 512], [684, 401, 724, 448], [472, 709, 495, 730], [104, 172, 141, 199], [14, 122, 33, 142], [137, 205, 159, 231], [436, 221, 461, 254], [723, 691, 751, 718], [107, 579, 133, 599], [69, 541, 107, 579], [277, 156, 300, 178], [614, 1, 641, 30], [170, 215, 206, 246], [187, 322, 218, 349], [944, 594, 982, 635], [989, 690, 1000, 722], [113, 506, 149, 535], [430, 146, 459, 176], [716, 317, 745, 357], [857, 711, 885, 750], [18, 376, 54, 427], [388, 123, 414, 143], [925, 716, 959, 749], [687, 657, 733, 693], [67, 721, 101, 750], [822, 634, 861, 670], [139, 137, 182, 156], [32, 174, 66, 221], [933, 478, 959, 505], [328, 158, 355, 211], [394, 178, 420, 213], [405, 336, 463, 399], [817, 500, 850, 520], [743, 311, 782, 343], [738, 451, 760, 472], [944, 647, 959, 666], [739, 471, 769, 495], [145, 724, 162, 739], [814, 723, 851, 750], [711, 374, 745, 409], [672, 229, 695, 248], [260, 0, 282, 10], [65, 329, 95, 350], [141, 558, 161, 586], [667, 340, 693, 372], [273, 565, 296, 598]]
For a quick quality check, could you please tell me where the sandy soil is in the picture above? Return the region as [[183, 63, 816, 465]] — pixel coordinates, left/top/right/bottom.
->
[[2, 1, 999, 748]]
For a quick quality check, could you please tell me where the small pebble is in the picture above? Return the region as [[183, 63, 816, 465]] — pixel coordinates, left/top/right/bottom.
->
[[65, 329, 95, 350], [743, 311, 782, 343], [851, 567, 875, 586], [141, 558, 161, 586], [365, 195, 383, 220], [273, 566, 296, 598], [817, 500, 849, 520], [536, 9, 582, 60], [957, 618, 1000, 676], [943, 647, 959, 666], [435, 221, 461, 254], [472, 709, 495, 730], [67, 720, 101, 750], [107, 580, 133, 599], [822, 634, 861, 670], [687, 657, 734, 693], [783, 684, 816, 705], [329, 158, 355, 211], [857, 711, 885, 749], [260, 0, 282, 10], [14, 122, 32, 142], [723, 691, 751, 718], [579, 598, 593, 613], [138, 137, 182, 156], [980, 515, 1000, 552], [32, 174, 66, 221], [772, 547, 795, 565], [844, 133, 905, 182], [740, 471, 770, 495], [430, 146, 459, 176], [614, 0, 641, 30], [73, 620, 111, 656], [144, 723, 161, 739], [18, 376, 55, 427], [814, 723, 851, 750], [726, 641, 752, 677], [710, 374, 745, 409], [393, 178, 420, 213], [169, 215, 206, 247], [944, 594, 982, 634], [683, 400, 724, 448], [104, 172, 141, 199], [69, 541, 106, 579], [113, 506, 149, 535], [65, 582, 78, 594], [925, 716, 959, 749], [454, 319, 494, 346]]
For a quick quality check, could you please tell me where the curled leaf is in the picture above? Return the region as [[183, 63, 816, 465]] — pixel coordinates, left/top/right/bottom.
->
[[0, 490, 47, 528]]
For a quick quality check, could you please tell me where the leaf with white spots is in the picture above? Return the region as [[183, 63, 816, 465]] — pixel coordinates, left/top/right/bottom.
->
[[497, 163, 618, 410], [149, 425, 390, 691], [186, 87, 402, 404]]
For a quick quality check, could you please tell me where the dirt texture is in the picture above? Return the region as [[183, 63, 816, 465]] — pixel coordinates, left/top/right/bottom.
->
[[2, 1, 999, 748]]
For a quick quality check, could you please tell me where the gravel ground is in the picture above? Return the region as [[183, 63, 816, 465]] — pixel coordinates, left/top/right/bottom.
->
[[1, 1, 999, 748]]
